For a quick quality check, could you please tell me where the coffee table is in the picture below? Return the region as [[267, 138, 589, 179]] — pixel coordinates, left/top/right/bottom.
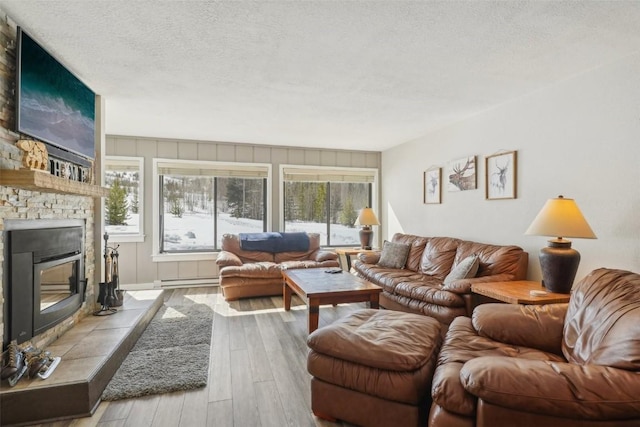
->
[[282, 268, 382, 333]]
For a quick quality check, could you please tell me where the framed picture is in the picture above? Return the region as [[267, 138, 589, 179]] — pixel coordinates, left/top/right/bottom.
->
[[447, 156, 476, 192], [485, 151, 517, 200], [424, 168, 441, 204]]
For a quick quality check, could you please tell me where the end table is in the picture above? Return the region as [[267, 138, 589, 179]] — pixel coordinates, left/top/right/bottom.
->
[[471, 280, 571, 305]]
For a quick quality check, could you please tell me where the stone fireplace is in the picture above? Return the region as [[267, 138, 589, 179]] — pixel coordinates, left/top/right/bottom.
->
[[3, 219, 87, 348]]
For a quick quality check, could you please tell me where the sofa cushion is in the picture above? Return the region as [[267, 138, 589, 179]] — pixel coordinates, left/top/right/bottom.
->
[[394, 282, 466, 308], [221, 234, 275, 263], [453, 240, 524, 278], [562, 268, 640, 370], [308, 309, 441, 371], [420, 237, 459, 279], [274, 233, 323, 262], [391, 233, 428, 272], [432, 316, 565, 416], [443, 255, 479, 285], [218, 262, 281, 278], [378, 240, 410, 269]]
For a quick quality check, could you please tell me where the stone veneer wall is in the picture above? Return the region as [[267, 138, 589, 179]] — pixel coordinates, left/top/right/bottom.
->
[[0, 11, 97, 350]]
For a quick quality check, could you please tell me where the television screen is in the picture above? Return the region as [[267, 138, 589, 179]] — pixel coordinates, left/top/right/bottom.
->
[[16, 27, 95, 166]]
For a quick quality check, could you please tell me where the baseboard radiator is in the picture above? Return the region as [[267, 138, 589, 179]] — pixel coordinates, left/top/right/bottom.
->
[[152, 278, 219, 289]]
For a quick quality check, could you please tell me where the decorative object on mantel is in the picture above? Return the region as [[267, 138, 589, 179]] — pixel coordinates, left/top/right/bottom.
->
[[485, 150, 517, 200], [424, 167, 441, 204], [15, 139, 48, 171], [525, 195, 597, 293], [447, 155, 477, 191]]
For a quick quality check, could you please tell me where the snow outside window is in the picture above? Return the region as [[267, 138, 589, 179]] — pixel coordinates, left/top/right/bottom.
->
[[155, 159, 270, 254]]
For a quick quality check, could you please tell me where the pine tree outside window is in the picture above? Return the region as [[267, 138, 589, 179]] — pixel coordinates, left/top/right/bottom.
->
[[105, 156, 144, 242]]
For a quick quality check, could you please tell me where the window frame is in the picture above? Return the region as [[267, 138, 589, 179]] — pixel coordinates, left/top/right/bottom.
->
[[279, 164, 379, 248], [104, 156, 145, 243], [152, 158, 272, 262]]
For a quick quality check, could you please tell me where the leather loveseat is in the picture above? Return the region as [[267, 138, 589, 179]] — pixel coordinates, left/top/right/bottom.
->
[[430, 268, 640, 427], [216, 232, 339, 301], [353, 233, 527, 329]]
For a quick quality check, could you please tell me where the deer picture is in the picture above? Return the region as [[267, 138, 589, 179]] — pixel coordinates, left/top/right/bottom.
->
[[448, 157, 476, 191], [490, 157, 510, 193]]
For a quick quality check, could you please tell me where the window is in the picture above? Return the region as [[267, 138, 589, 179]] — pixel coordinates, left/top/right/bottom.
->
[[153, 159, 270, 256], [281, 166, 378, 247], [104, 156, 144, 242]]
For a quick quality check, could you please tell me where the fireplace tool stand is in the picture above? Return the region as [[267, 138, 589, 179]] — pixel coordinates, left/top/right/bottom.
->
[[93, 232, 118, 316]]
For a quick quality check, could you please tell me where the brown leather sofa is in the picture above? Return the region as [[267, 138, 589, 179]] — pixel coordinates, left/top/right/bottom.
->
[[430, 268, 640, 427], [216, 233, 339, 300], [353, 233, 528, 329]]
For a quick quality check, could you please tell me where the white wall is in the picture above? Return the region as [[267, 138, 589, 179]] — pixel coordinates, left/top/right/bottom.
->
[[382, 52, 640, 282]]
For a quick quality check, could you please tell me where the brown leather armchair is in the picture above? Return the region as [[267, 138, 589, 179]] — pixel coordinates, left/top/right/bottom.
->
[[430, 268, 640, 427]]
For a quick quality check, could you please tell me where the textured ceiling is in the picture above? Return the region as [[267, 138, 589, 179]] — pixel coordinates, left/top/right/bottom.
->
[[2, 1, 640, 152]]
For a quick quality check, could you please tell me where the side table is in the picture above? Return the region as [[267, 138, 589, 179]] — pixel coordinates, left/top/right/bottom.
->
[[471, 280, 571, 305], [334, 248, 379, 271]]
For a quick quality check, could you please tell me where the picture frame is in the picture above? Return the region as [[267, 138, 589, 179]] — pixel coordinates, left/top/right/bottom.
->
[[485, 150, 517, 200], [447, 156, 476, 192], [423, 168, 441, 204]]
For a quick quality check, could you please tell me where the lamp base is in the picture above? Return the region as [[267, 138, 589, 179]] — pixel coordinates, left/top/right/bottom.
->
[[539, 239, 580, 294], [359, 226, 373, 250]]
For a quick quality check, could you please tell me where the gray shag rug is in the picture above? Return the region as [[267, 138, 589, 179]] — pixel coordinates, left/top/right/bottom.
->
[[102, 303, 213, 401]]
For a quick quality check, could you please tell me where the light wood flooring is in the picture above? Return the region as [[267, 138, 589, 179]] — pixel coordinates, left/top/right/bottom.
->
[[31, 286, 363, 427]]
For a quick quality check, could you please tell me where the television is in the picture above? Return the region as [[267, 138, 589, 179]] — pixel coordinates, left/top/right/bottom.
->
[[16, 27, 95, 167]]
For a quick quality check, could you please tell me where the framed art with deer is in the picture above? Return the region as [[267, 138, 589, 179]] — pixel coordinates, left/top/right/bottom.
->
[[424, 167, 441, 204], [485, 150, 517, 200], [447, 156, 476, 192]]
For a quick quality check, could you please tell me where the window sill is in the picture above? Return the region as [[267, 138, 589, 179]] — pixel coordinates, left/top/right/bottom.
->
[[108, 234, 145, 243], [152, 252, 218, 262]]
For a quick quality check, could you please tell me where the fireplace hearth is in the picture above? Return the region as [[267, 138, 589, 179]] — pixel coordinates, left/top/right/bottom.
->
[[2, 220, 86, 349]]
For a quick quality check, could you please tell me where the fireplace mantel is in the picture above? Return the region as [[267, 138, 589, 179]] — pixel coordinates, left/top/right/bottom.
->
[[0, 169, 109, 198]]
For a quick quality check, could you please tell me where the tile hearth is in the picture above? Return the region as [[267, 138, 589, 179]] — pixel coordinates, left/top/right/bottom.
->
[[0, 290, 164, 426]]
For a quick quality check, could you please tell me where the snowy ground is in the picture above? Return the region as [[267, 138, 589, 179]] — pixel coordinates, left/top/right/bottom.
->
[[106, 212, 361, 250]]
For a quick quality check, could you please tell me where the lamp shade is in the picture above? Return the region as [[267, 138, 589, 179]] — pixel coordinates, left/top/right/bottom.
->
[[355, 207, 380, 227], [525, 196, 596, 239]]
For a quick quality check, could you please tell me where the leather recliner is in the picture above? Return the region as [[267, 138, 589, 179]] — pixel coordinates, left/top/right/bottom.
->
[[429, 268, 640, 427]]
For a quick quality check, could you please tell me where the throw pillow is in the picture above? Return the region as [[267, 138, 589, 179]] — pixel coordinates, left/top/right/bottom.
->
[[443, 255, 480, 285], [377, 241, 411, 269]]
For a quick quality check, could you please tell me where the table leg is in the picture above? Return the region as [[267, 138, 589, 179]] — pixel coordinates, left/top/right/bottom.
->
[[283, 282, 292, 311], [370, 293, 380, 309], [308, 298, 320, 333]]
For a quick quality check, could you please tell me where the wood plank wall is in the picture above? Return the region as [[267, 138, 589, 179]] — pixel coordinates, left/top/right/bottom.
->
[[106, 135, 381, 286]]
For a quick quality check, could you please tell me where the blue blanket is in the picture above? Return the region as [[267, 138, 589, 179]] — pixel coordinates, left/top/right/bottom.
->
[[239, 232, 310, 253]]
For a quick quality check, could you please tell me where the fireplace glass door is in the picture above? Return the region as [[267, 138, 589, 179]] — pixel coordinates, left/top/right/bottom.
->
[[39, 259, 77, 311]]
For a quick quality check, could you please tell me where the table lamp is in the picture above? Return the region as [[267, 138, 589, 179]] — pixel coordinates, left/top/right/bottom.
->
[[525, 195, 596, 293], [355, 207, 380, 250]]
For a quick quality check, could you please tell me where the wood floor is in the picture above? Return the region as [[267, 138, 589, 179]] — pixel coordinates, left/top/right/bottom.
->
[[32, 286, 362, 427]]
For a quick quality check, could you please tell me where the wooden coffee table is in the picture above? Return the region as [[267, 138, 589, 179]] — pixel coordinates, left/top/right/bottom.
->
[[282, 268, 382, 333]]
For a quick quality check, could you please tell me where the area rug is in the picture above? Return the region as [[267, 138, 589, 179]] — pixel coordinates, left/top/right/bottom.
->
[[102, 303, 213, 401]]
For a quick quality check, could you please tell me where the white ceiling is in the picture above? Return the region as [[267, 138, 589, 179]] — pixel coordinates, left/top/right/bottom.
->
[[2, 1, 640, 152]]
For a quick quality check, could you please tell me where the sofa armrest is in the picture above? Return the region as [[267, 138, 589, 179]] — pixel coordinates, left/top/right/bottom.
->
[[310, 249, 338, 262], [215, 250, 243, 267], [461, 357, 640, 420], [442, 273, 516, 294], [472, 303, 567, 355], [356, 252, 381, 264]]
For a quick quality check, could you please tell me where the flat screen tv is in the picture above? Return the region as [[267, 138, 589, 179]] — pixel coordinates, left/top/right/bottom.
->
[[16, 27, 95, 167]]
